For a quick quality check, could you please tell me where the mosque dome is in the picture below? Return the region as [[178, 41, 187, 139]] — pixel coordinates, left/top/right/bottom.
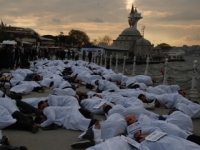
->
[[120, 27, 141, 36], [126, 36, 133, 40], [135, 38, 151, 46]]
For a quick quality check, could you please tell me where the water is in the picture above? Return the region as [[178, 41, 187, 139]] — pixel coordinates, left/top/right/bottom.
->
[[116, 56, 200, 90]]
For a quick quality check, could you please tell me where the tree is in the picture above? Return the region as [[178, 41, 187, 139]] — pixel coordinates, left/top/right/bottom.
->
[[91, 39, 99, 45], [68, 29, 91, 48], [98, 35, 112, 46], [158, 43, 173, 51]]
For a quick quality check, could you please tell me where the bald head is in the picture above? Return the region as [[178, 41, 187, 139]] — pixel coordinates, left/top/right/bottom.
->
[[125, 115, 137, 125]]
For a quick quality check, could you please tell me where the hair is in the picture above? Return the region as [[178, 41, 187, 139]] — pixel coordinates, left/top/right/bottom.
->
[[79, 93, 88, 100], [131, 84, 140, 89], [138, 94, 145, 99], [103, 105, 112, 114], [34, 75, 40, 81], [86, 84, 94, 89], [35, 114, 45, 124], [38, 101, 46, 109], [49, 81, 54, 87]]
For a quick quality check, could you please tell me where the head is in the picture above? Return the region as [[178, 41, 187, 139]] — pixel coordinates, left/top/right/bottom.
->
[[95, 80, 99, 86], [49, 81, 54, 87], [168, 108, 178, 115], [138, 94, 147, 103], [79, 94, 88, 100], [116, 80, 121, 85], [86, 84, 95, 90], [155, 99, 160, 107], [38, 100, 49, 110], [125, 115, 137, 125], [132, 84, 140, 89], [103, 104, 112, 114], [34, 75, 42, 81], [93, 94, 102, 98], [178, 89, 186, 97]]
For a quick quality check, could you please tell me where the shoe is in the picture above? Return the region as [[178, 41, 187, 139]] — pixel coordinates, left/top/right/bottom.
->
[[32, 125, 39, 133], [0, 135, 9, 145], [71, 140, 95, 149]]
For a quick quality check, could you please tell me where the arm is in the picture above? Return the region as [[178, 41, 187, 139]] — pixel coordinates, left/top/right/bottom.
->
[[40, 108, 56, 127]]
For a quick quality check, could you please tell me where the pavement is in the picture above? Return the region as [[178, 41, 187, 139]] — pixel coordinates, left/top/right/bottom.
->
[[1, 83, 200, 150]]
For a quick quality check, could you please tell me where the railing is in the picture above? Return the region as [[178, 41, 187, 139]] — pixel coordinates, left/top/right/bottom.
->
[[103, 55, 200, 99]]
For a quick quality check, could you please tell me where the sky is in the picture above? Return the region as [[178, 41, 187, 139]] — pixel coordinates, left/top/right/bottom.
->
[[1, 0, 200, 46]]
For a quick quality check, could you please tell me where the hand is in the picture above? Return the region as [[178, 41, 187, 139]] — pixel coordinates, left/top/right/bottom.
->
[[36, 124, 41, 128], [134, 131, 141, 138], [138, 134, 148, 142], [94, 120, 101, 130]]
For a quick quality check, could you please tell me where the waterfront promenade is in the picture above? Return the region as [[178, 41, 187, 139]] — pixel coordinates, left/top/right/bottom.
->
[[1, 84, 200, 150], [0, 56, 200, 150]]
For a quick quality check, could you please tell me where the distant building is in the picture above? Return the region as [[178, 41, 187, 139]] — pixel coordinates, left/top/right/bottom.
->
[[107, 5, 163, 62], [0, 20, 37, 45]]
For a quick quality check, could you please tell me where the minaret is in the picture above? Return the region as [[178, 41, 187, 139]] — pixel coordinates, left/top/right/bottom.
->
[[128, 5, 142, 29]]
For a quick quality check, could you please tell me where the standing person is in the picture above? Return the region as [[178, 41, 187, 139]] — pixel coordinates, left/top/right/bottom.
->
[[44, 48, 49, 59], [60, 49, 66, 60], [13, 45, 21, 69], [1, 46, 7, 69], [7, 45, 14, 69], [32, 48, 37, 60], [56, 49, 60, 60], [67, 50, 71, 60], [82, 50, 86, 61], [71, 50, 75, 60], [24, 48, 29, 61], [88, 51, 92, 63], [0, 47, 3, 70], [75, 52, 79, 61]]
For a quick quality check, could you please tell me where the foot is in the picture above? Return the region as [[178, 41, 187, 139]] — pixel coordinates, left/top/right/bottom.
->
[[71, 140, 95, 149], [32, 124, 39, 133], [0, 135, 9, 145]]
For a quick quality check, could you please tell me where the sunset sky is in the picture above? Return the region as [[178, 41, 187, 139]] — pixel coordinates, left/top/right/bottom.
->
[[1, 0, 200, 46]]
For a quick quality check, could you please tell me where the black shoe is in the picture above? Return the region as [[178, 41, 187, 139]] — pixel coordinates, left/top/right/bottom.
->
[[71, 140, 95, 149], [0, 135, 9, 145], [32, 125, 39, 133]]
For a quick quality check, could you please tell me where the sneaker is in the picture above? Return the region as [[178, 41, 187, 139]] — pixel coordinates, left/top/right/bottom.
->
[[71, 140, 95, 149], [0, 135, 9, 145]]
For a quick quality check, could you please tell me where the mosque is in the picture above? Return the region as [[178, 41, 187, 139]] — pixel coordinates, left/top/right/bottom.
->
[[98, 5, 164, 63]]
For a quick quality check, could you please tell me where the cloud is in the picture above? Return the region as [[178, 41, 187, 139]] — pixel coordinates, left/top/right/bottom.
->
[[1, 0, 200, 46], [87, 17, 104, 23], [177, 35, 200, 42]]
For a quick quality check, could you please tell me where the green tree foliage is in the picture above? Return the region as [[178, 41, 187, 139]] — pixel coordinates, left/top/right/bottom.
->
[[158, 43, 173, 50], [68, 29, 91, 47]]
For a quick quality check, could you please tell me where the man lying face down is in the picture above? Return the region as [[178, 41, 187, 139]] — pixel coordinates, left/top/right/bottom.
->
[[35, 106, 97, 131]]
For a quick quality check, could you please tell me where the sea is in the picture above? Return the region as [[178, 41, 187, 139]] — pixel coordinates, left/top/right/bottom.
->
[[116, 56, 200, 91]]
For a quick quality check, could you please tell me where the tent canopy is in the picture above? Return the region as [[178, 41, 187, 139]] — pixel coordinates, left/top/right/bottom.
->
[[2, 40, 17, 45]]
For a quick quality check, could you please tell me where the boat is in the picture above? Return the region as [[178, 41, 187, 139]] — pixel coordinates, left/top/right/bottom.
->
[[163, 49, 185, 62]]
